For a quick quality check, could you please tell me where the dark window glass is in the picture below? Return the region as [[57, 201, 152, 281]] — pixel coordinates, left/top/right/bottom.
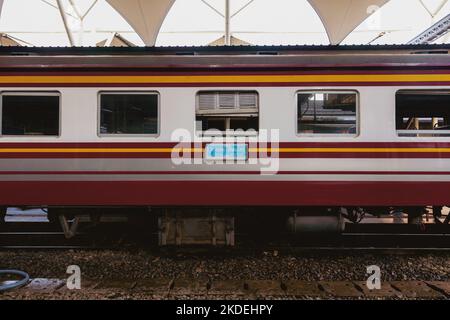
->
[[2, 94, 59, 136], [100, 94, 158, 135], [396, 90, 450, 137], [298, 93, 357, 135], [229, 118, 259, 131], [198, 117, 227, 132], [196, 117, 259, 132]]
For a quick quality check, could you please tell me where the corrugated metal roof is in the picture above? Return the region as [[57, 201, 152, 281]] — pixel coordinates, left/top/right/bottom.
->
[[0, 43, 448, 56]]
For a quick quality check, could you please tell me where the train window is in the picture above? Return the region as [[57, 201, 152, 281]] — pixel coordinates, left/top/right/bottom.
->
[[99, 92, 158, 135], [196, 91, 259, 135], [297, 92, 358, 136], [396, 90, 450, 137], [1, 93, 60, 136]]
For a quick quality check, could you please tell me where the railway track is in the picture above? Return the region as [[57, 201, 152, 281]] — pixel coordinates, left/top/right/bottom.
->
[[1, 222, 450, 251], [1, 277, 449, 300], [0, 222, 148, 249]]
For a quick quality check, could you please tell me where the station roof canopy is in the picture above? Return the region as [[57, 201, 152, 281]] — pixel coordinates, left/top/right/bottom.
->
[[307, 0, 390, 44], [0, 0, 448, 46], [106, 0, 176, 46], [105, 0, 390, 45]]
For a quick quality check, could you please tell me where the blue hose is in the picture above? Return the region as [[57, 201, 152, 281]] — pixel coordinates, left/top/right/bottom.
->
[[0, 270, 30, 292]]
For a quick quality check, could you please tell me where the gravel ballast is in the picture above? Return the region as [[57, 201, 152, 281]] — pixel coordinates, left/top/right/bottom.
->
[[0, 250, 449, 282]]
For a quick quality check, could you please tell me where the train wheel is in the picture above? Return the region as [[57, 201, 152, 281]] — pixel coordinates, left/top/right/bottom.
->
[[0, 207, 6, 223], [433, 206, 443, 224], [444, 215, 450, 224], [47, 210, 59, 224], [406, 206, 425, 225]]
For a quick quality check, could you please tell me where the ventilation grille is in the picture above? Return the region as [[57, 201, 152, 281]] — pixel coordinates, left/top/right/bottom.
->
[[197, 92, 258, 114], [218, 93, 236, 109], [238, 93, 257, 109], [198, 93, 217, 110]]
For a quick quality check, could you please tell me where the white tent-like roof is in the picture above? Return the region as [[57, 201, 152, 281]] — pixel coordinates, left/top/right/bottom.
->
[[0, 0, 448, 46], [0, 0, 391, 45], [106, 0, 389, 45], [106, 0, 175, 46], [307, 0, 390, 44]]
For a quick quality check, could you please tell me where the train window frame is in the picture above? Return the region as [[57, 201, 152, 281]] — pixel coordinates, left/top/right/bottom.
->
[[0, 91, 62, 138], [295, 90, 360, 138], [395, 89, 450, 138], [97, 91, 161, 138], [195, 90, 260, 137]]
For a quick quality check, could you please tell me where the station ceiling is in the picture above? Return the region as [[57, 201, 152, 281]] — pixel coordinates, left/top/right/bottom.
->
[[105, 0, 390, 45], [0, 0, 391, 45]]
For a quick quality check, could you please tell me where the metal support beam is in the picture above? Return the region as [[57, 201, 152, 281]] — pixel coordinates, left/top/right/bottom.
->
[[80, 0, 98, 20], [225, 0, 231, 45], [41, 0, 77, 19], [419, 0, 448, 18], [0, 0, 4, 19], [231, 0, 256, 18], [200, 0, 224, 17], [408, 13, 450, 44], [56, 0, 75, 46], [200, 0, 256, 45], [68, 0, 82, 19]]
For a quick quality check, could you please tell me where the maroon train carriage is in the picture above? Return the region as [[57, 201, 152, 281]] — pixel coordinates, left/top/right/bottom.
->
[[0, 44, 449, 245]]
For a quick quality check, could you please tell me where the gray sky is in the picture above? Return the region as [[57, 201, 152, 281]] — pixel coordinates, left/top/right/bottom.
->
[[0, 0, 449, 46]]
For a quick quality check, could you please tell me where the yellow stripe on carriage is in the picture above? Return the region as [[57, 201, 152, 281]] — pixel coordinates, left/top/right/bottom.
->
[[0, 74, 449, 84]]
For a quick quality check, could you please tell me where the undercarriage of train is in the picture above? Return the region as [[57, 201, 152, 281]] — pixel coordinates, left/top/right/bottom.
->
[[1, 205, 449, 247]]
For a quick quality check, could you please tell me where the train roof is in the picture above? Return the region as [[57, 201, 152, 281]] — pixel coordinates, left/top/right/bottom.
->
[[0, 44, 448, 70], [0, 44, 449, 56]]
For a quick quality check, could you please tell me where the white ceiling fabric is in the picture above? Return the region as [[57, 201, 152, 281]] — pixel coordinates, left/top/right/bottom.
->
[[106, 0, 175, 45], [106, 0, 390, 45], [107, 0, 389, 45], [307, 0, 390, 44], [1, 0, 447, 46]]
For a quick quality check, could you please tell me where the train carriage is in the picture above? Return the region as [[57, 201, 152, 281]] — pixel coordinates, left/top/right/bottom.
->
[[0, 44, 449, 242]]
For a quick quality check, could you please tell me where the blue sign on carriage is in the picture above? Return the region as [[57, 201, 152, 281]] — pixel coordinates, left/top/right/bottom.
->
[[205, 144, 248, 161]]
